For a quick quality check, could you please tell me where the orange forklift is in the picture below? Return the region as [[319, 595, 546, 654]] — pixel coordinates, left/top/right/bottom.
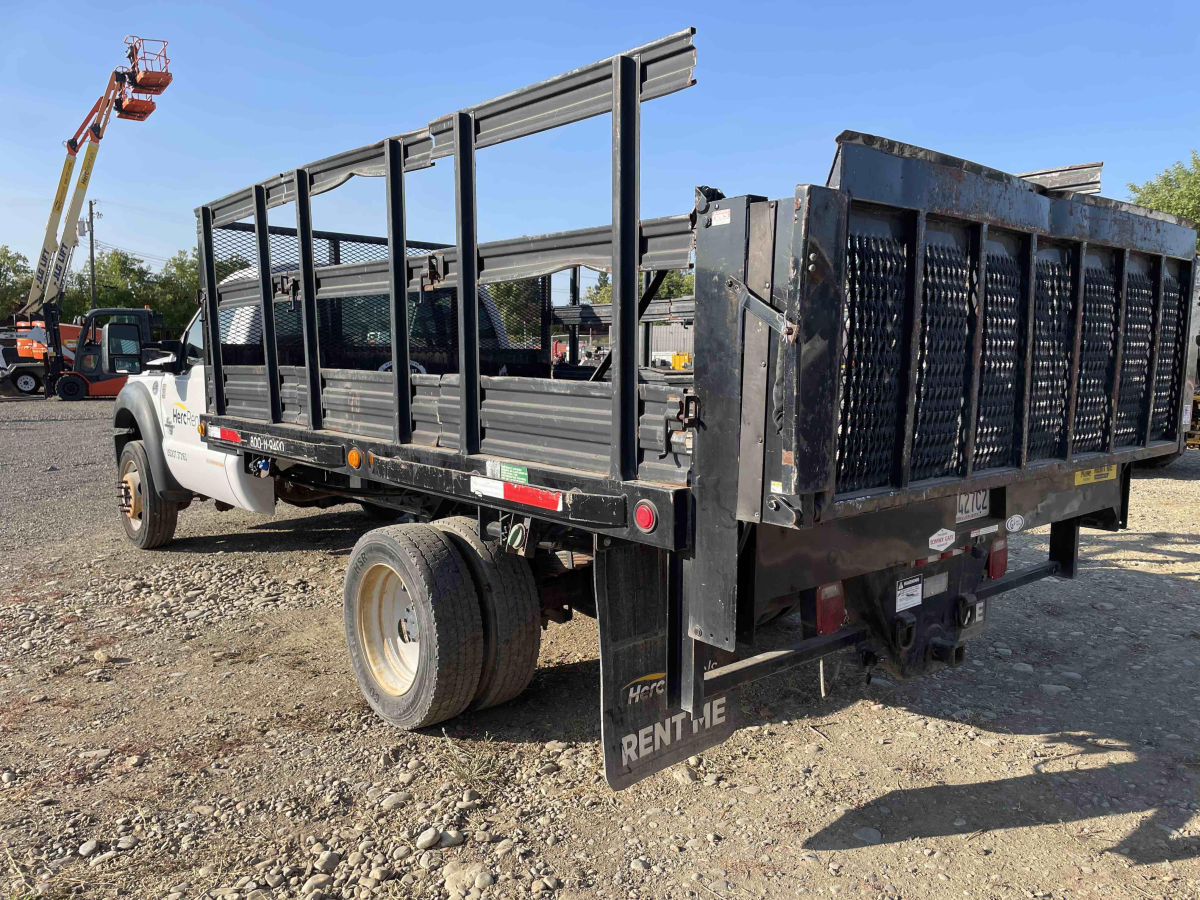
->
[[0, 307, 163, 399]]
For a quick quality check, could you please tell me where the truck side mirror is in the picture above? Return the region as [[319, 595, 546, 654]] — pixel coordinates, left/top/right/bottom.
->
[[101, 322, 144, 374], [146, 339, 185, 375]]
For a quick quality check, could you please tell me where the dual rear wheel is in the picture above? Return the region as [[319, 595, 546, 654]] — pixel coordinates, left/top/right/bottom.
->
[[343, 517, 542, 730]]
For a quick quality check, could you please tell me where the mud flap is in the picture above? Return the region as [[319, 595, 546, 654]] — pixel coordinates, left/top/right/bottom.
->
[[594, 540, 740, 790]]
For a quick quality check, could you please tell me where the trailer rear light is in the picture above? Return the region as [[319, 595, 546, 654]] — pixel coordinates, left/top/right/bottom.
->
[[196, 422, 205, 436], [212, 426, 241, 443], [988, 537, 1008, 580], [815, 582, 845, 635], [633, 500, 658, 533], [347, 448, 362, 469]]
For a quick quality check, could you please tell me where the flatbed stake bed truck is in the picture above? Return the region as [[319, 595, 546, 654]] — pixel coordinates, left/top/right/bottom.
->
[[108, 29, 1200, 789]]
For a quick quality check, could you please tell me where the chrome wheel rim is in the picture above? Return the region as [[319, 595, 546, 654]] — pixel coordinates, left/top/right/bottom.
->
[[357, 563, 420, 696]]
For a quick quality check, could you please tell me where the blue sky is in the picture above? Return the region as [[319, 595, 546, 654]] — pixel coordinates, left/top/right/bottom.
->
[[3, 0, 1198, 290]]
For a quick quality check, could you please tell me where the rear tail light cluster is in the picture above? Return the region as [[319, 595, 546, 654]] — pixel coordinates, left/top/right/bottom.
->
[[815, 582, 845, 635], [988, 537, 1008, 580]]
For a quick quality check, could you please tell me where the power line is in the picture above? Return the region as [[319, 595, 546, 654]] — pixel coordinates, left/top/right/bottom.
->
[[91, 239, 176, 265]]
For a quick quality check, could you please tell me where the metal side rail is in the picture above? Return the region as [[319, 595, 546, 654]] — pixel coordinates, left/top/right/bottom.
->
[[702, 624, 869, 697]]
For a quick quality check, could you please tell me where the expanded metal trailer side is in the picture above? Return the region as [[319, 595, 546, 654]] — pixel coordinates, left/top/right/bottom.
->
[[189, 29, 1199, 789]]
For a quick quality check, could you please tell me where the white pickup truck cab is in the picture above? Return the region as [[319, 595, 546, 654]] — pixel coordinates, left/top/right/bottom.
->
[[112, 311, 274, 548], [111, 309, 425, 548]]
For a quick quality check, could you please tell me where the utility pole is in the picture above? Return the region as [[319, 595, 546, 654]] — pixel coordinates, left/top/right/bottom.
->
[[88, 200, 97, 309]]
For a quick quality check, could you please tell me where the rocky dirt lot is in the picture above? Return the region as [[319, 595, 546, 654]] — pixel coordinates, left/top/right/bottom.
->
[[0, 397, 1197, 900]]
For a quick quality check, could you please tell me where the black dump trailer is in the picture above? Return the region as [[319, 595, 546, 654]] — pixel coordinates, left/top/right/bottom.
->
[[190, 29, 1199, 789]]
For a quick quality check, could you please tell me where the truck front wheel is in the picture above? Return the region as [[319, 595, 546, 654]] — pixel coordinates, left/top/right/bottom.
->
[[344, 524, 483, 730], [118, 440, 178, 549]]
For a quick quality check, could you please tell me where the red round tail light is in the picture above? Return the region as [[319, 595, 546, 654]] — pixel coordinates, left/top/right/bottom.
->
[[633, 500, 658, 533]]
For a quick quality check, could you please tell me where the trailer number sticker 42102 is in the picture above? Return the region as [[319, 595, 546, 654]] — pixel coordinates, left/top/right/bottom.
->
[[956, 489, 989, 523]]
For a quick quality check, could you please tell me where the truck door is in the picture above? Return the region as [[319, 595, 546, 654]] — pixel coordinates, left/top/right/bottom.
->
[[158, 312, 274, 513], [158, 313, 225, 493], [74, 317, 104, 382]]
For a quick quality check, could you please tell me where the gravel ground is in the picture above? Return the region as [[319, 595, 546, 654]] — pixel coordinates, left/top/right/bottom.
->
[[0, 396, 1197, 900]]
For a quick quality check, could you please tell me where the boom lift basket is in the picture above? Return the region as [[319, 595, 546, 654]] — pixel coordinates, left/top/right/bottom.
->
[[115, 37, 171, 120], [124, 36, 173, 94], [115, 95, 156, 121]]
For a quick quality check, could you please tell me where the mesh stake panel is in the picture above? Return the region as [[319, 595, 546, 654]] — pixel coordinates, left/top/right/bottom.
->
[[1027, 259, 1075, 461], [480, 278, 550, 375], [307, 278, 551, 375], [1114, 271, 1154, 445], [836, 235, 907, 493], [273, 300, 306, 368], [211, 226, 258, 283], [1072, 265, 1118, 453], [316, 294, 393, 371], [974, 253, 1020, 470], [1150, 275, 1184, 440], [911, 244, 972, 481], [210, 224, 398, 286], [217, 305, 264, 366]]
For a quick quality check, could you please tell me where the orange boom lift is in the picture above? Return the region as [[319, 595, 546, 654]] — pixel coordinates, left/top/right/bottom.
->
[[8, 37, 174, 399]]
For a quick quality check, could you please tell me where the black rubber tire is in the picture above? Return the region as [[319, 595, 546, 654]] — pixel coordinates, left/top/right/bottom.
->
[[56, 374, 87, 401], [359, 502, 404, 522], [344, 523, 483, 729], [757, 603, 798, 627], [118, 440, 178, 549], [13, 371, 41, 395], [433, 516, 542, 710]]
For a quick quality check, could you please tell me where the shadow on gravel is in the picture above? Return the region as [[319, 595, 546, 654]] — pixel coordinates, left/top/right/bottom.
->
[[438, 658, 604, 745], [163, 509, 378, 555], [796, 558, 1199, 865], [803, 737, 1199, 865], [1082, 530, 1200, 571]]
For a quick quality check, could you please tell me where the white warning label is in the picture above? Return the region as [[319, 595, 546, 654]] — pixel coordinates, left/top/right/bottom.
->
[[896, 575, 923, 611]]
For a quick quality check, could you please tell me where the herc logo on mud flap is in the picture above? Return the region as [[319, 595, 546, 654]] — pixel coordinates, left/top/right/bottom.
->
[[624, 672, 666, 705]]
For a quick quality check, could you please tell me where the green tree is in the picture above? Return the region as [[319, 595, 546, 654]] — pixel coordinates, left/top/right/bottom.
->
[[582, 269, 693, 305], [155, 250, 201, 335], [584, 270, 610, 304], [0, 246, 33, 322], [57, 270, 91, 323], [92, 248, 157, 309], [1128, 151, 1200, 251], [85, 248, 199, 336], [488, 278, 543, 344], [1, 244, 199, 333], [657, 269, 694, 300]]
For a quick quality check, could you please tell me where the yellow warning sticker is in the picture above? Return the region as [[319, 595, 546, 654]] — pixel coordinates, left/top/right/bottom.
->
[[1074, 464, 1117, 486]]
